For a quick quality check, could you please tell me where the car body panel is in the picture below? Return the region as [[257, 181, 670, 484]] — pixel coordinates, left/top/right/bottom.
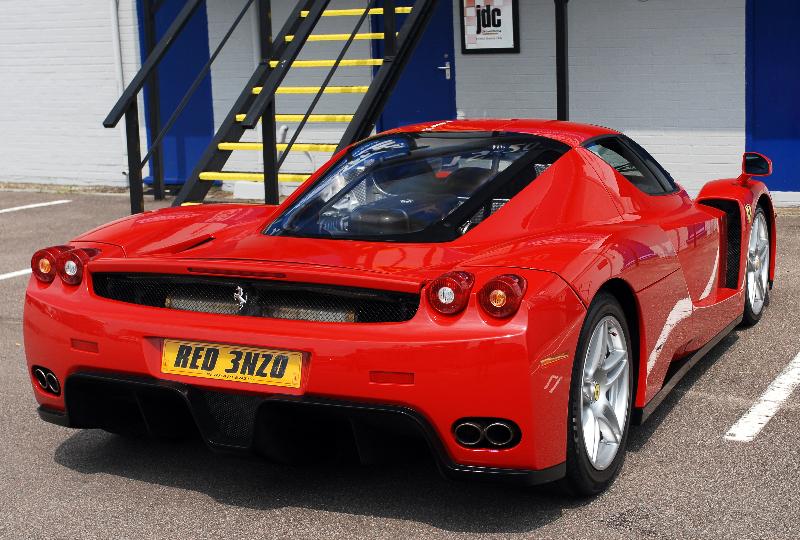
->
[[25, 119, 775, 480]]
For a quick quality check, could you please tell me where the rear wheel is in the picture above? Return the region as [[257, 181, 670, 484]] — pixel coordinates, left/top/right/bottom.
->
[[743, 206, 770, 326], [563, 292, 633, 496]]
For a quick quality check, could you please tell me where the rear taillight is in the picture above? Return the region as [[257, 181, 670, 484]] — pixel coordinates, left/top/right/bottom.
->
[[427, 271, 474, 315], [478, 274, 527, 318], [55, 248, 100, 286], [32, 246, 101, 286], [31, 246, 70, 283]]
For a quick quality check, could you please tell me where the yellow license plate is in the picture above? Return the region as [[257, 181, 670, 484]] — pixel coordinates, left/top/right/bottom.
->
[[161, 339, 303, 388]]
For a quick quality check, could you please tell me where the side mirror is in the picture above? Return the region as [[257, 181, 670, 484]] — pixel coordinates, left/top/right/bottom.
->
[[742, 152, 772, 177]]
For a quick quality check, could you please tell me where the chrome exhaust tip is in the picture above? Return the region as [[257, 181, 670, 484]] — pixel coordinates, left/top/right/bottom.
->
[[453, 422, 484, 446], [33, 368, 48, 390], [44, 372, 61, 395], [484, 422, 515, 447]]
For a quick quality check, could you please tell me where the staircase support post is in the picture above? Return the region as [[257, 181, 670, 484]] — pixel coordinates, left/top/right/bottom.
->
[[555, 0, 569, 121], [258, 0, 280, 205], [124, 102, 145, 214], [383, 0, 397, 58], [142, 0, 165, 200]]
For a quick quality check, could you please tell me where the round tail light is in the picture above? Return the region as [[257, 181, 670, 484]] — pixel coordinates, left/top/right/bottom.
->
[[31, 246, 70, 283], [478, 274, 527, 318], [427, 271, 475, 315], [55, 248, 99, 286]]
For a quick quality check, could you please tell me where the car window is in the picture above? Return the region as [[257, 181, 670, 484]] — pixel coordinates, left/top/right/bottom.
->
[[585, 138, 667, 195], [622, 137, 677, 192], [265, 132, 567, 242]]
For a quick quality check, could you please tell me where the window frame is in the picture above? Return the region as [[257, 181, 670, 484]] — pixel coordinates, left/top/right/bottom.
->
[[582, 135, 678, 196]]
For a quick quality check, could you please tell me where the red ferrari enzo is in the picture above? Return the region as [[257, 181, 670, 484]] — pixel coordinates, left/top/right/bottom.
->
[[25, 120, 775, 495]]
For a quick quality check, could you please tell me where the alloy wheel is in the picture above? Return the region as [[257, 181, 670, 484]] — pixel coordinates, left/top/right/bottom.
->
[[580, 315, 630, 471], [746, 211, 770, 316]]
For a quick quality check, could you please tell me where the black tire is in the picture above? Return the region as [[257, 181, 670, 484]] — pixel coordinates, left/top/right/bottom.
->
[[562, 292, 634, 496], [742, 206, 770, 327]]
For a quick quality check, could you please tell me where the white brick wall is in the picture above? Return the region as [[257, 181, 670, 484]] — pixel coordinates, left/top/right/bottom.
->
[[0, 0, 143, 187], [453, 0, 746, 193]]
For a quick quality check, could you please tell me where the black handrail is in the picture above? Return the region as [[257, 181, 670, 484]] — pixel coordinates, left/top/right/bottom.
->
[[140, 0, 257, 168], [104, 0, 204, 128], [276, 0, 377, 170]]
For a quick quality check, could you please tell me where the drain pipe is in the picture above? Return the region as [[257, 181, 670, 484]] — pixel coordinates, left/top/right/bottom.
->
[[109, 0, 128, 176]]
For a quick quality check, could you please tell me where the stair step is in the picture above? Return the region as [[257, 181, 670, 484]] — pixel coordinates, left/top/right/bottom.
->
[[218, 142, 338, 152], [300, 7, 412, 17], [199, 172, 310, 183], [285, 32, 388, 42], [268, 58, 382, 68], [234, 113, 354, 123], [255, 85, 369, 95]]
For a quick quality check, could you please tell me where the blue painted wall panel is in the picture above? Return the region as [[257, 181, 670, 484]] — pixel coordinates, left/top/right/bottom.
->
[[137, 0, 214, 185], [746, 0, 800, 191]]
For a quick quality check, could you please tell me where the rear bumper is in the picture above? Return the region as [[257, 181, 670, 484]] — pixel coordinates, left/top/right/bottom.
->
[[24, 268, 586, 478], [38, 372, 564, 486]]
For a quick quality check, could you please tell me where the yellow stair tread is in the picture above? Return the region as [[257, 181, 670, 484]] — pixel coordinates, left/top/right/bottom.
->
[[218, 142, 338, 152], [300, 7, 412, 17], [235, 113, 354, 123], [254, 85, 369, 95], [286, 32, 388, 42], [269, 58, 382, 68], [199, 172, 311, 183]]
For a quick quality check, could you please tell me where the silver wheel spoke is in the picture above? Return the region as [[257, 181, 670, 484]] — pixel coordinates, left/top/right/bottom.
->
[[602, 350, 627, 388], [585, 320, 607, 378], [591, 417, 601, 462], [592, 400, 623, 443]]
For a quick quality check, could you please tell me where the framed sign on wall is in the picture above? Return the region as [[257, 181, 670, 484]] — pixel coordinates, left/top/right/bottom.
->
[[459, 0, 520, 54]]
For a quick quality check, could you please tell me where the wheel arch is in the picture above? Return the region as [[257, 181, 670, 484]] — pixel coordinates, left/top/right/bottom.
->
[[593, 278, 644, 409], [755, 193, 776, 285]]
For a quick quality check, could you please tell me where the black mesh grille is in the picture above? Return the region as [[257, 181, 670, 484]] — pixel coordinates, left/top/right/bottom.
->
[[700, 200, 741, 289], [92, 273, 419, 323], [192, 389, 262, 446]]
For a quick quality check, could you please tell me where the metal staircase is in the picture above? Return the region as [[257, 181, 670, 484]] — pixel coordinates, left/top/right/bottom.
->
[[104, 0, 438, 213]]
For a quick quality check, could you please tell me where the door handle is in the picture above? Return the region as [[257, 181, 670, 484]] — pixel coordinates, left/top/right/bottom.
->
[[437, 61, 451, 80]]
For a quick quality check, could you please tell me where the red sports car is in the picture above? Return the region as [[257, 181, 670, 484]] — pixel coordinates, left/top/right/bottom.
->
[[25, 120, 775, 495]]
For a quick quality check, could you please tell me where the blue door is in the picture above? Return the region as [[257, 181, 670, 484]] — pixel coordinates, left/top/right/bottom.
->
[[372, 0, 457, 132], [746, 0, 800, 191], [137, 0, 215, 186]]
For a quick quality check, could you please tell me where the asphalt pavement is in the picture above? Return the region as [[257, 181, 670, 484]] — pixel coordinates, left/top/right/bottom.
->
[[1, 190, 798, 539]]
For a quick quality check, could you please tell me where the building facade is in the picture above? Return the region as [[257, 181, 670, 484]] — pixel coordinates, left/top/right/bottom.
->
[[0, 0, 797, 200]]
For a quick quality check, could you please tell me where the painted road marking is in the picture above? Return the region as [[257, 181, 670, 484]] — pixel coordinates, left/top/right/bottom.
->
[[0, 199, 71, 214], [725, 350, 800, 442], [0, 269, 31, 281]]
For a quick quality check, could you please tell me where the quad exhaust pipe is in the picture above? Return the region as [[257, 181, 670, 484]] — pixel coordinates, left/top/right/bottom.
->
[[453, 419, 519, 449], [32, 366, 61, 396]]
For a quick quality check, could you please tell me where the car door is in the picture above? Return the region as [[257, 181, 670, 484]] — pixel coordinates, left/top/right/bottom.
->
[[584, 136, 721, 304]]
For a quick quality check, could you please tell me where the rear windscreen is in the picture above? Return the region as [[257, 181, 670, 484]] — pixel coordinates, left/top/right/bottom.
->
[[265, 132, 568, 242]]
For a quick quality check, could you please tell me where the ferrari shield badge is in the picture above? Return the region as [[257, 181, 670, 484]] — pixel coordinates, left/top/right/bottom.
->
[[745, 204, 753, 224]]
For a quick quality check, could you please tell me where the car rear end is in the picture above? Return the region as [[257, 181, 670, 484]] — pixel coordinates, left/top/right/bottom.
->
[[24, 248, 584, 484]]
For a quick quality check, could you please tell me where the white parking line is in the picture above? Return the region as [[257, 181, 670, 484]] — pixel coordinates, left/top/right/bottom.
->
[[0, 269, 31, 281], [0, 199, 71, 214], [725, 351, 800, 442]]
